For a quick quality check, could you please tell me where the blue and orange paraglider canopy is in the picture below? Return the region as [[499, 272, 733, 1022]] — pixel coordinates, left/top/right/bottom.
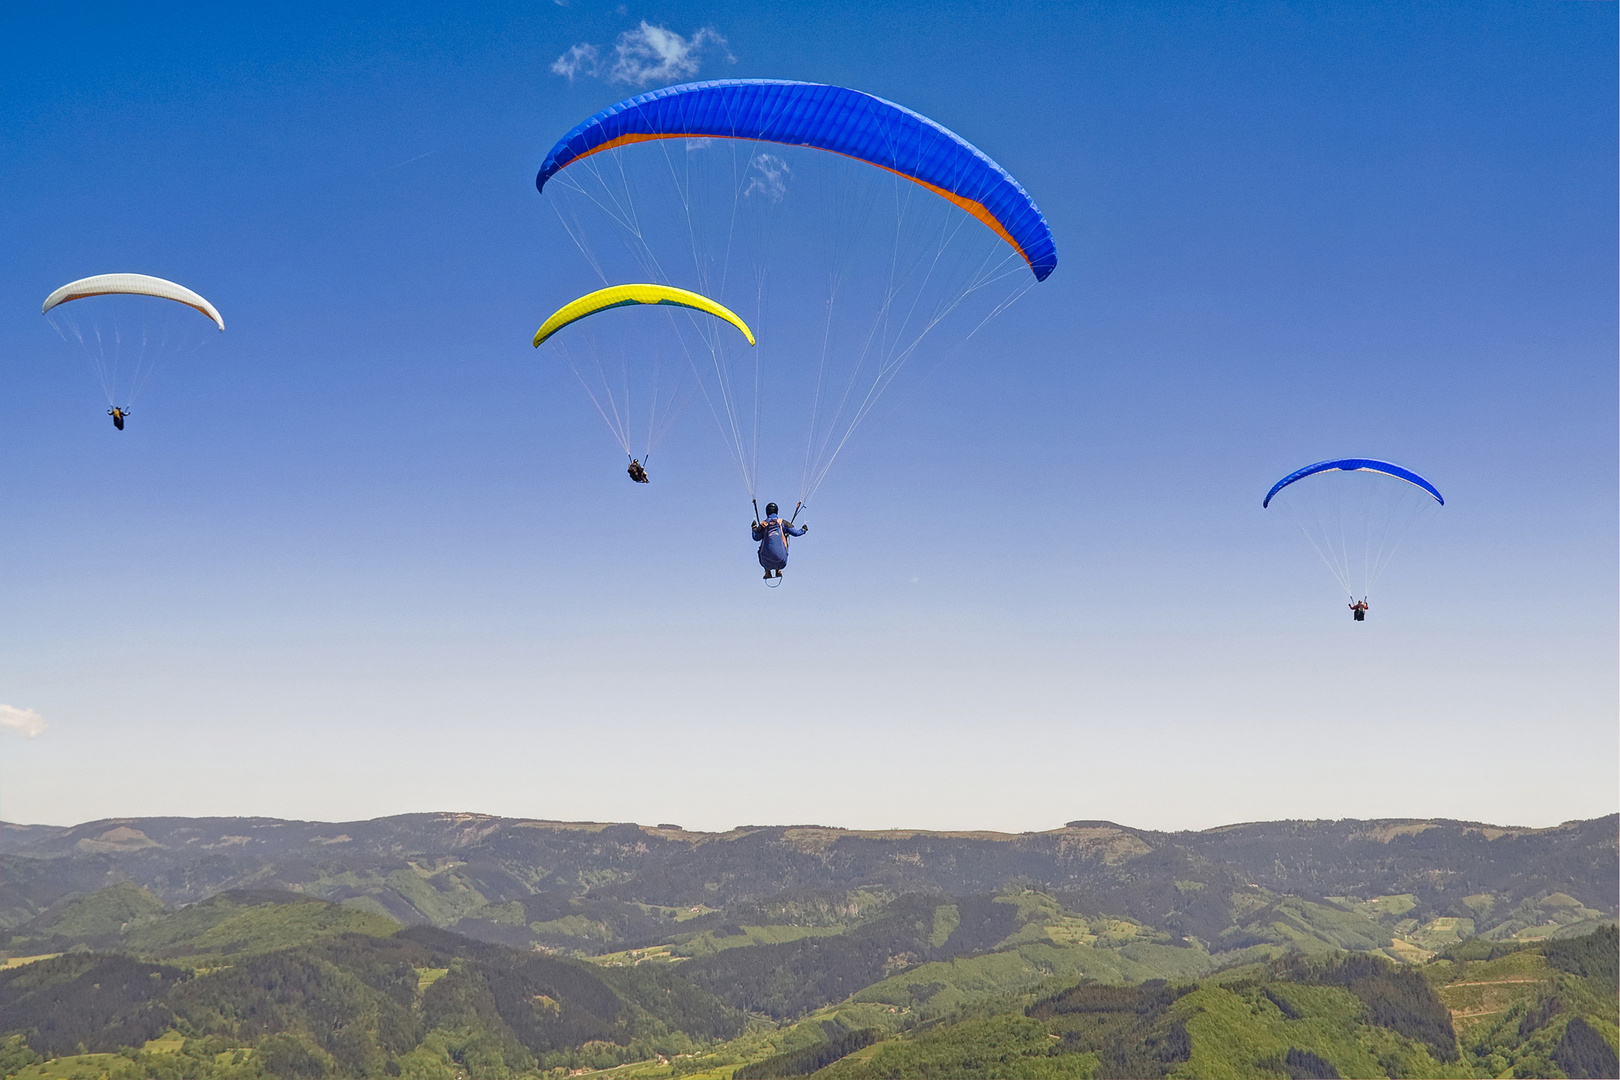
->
[[537, 79, 1057, 282]]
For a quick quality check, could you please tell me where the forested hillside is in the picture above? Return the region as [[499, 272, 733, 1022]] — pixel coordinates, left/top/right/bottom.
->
[[0, 900, 1612, 1078], [1, 814, 1613, 1077]]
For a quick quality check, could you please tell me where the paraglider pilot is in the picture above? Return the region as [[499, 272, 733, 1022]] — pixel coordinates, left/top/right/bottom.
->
[[752, 502, 807, 579], [108, 406, 127, 431], [1350, 599, 1368, 622], [627, 458, 649, 483]]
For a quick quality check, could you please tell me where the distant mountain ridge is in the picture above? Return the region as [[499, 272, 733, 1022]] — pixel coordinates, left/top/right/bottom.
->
[[3, 812, 1613, 960]]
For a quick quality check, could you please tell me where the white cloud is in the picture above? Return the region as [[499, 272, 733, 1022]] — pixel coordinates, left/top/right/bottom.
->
[[551, 23, 732, 87], [551, 42, 599, 81], [744, 153, 791, 202], [0, 704, 47, 738], [611, 22, 727, 85]]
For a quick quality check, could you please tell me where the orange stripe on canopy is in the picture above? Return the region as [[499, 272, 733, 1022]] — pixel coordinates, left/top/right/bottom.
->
[[566, 133, 1029, 272]]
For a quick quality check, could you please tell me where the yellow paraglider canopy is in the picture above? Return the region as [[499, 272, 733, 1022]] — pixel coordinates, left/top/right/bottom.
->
[[533, 284, 756, 348]]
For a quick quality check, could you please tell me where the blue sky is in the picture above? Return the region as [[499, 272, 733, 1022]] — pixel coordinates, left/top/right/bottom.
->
[[1, 1, 1614, 832]]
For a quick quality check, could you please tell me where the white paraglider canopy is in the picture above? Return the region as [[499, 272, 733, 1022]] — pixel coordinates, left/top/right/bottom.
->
[[43, 273, 224, 331], [42, 273, 224, 419]]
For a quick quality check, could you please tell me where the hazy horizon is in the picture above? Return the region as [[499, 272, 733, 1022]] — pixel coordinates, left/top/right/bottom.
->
[[6, 807, 1617, 838]]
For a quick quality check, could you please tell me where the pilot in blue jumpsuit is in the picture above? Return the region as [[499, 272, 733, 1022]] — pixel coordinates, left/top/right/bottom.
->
[[752, 502, 807, 579]]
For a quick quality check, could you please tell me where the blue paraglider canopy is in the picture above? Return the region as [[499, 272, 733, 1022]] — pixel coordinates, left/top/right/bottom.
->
[[536, 79, 1057, 282], [1263, 458, 1444, 509]]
